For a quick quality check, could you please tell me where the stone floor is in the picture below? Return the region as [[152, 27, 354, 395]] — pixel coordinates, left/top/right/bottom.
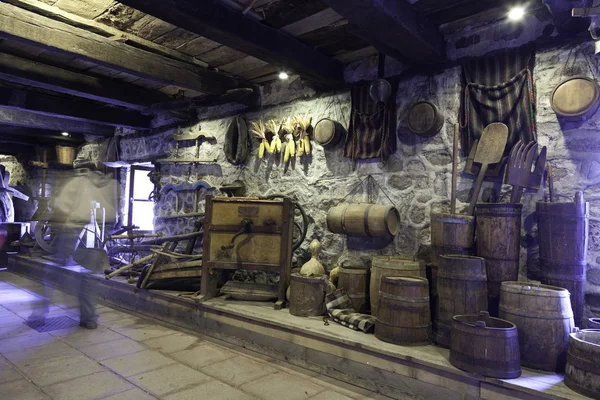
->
[[0, 270, 395, 400]]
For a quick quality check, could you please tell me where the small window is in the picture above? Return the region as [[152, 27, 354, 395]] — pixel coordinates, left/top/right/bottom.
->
[[125, 166, 154, 231]]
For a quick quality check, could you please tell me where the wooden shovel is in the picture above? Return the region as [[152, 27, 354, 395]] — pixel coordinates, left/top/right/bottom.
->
[[467, 123, 509, 215]]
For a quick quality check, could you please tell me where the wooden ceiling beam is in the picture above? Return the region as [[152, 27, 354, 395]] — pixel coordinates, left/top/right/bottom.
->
[[116, 0, 345, 87], [0, 107, 114, 136], [0, 53, 170, 111], [0, 2, 237, 95], [323, 0, 446, 63], [0, 86, 152, 130]]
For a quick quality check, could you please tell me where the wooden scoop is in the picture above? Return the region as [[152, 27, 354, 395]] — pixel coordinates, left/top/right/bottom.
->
[[467, 123, 509, 215]]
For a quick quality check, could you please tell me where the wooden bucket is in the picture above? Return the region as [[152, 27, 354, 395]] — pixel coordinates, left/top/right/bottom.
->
[[551, 76, 600, 121], [499, 281, 575, 371], [565, 330, 600, 398], [434, 255, 488, 347], [475, 203, 522, 317], [537, 194, 589, 327], [407, 101, 444, 137], [375, 276, 430, 345], [288, 273, 327, 317], [313, 118, 345, 148], [56, 145, 76, 165], [338, 266, 369, 313], [370, 256, 426, 317], [327, 204, 400, 237], [589, 318, 600, 329], [450, 311, 521, 379]]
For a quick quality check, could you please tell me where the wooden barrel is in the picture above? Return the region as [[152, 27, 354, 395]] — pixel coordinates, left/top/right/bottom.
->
[[327, 204, 400, 237], [450, 311, 521, 379], [475, 203, 522, 317], [370, 256, 426, 317], [375, 276, 430, 345], [288, 273, 327, 317], [434, 255, 488, 347], [314, 118, 345, 148], [589, 318, 600, 329], [499, 281, 575, 371], [338, 266, 369, 313], [407, 101, 444, 137], [565, 330, 600, 398], [537, 193, 589, 327]]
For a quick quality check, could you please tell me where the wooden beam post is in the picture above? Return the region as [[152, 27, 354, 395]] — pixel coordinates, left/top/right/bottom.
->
[[323, 0, 446, 63], [0, 107, 114, 136], [116, 0, 345, 87], [0, 2, 237, 95]]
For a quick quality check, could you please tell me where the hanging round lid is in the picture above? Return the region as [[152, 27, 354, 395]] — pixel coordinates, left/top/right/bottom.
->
[[551, 76, 600, 120], [407, 101, 444, 137]]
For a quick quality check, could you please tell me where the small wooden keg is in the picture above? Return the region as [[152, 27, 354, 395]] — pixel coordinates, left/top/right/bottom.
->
[[288, 273, 327, 317], [434, 255, 488, 347], [565, 330, 600, 398], [475, 203, 522, 317], [338, 266, 369, 313], [313, 118, 345, 148], [499, 281, 575, 372], [370, 256, 426, 317], [589, 318, 600, 329], [450, 311, 521, 379], [327, 204, 400, 237], [375, 276, 430, 346], [537, 193, 589, 327]]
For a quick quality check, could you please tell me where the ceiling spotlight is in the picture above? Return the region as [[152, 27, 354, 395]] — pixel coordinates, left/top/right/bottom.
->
[[61, 132, 70, 137], [508, 6, 525, 21], [278, 71, 289, 80]]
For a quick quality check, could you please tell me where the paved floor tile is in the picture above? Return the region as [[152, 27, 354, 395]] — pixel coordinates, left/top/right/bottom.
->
[[308, 391, 355, 400], [108, 317, 155, 333], [143, 332, 203, 354], [102, 349, 176, 377], [19, 354, 105, 386], [0, 377, 51, 399], [101, 387, 157, 400], [43, 370, 132, 400], [98, 311, 133, 324], [0, 314, 25, 327], [129, 363, 213, 397], [3, 341, 81, 368], [50, 327, 126, 348], [202, 355, 277, 387], [0, 358, 23, 384], [0, 331, 57, 353], [119, 324, 178, 341], [164, 380, 256, 400], [240, 372, 325, 400], [79, 337, 146, 361], [171, 342, 236, 369], [310, 375, 373, 399], [0, 323, 40, 339]]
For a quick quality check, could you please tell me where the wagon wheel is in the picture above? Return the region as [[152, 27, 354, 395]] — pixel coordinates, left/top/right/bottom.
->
[[34, 218, 58, 254]]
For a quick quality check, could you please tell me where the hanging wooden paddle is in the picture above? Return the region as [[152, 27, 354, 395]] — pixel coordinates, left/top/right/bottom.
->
[[467, 123, 509, 216]]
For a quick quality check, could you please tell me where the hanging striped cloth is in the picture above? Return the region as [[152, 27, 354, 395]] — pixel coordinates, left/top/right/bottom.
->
[[325, 289, 376, 333], [461, 45, 537, 156]]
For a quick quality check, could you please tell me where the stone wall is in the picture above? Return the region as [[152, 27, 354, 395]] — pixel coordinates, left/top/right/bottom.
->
[[119, 35, 600, 307]]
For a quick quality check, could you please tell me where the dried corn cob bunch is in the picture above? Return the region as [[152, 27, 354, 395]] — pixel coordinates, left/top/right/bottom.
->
[[293, 114, 312, 157], [250, 120, 271, 159], [266, 120, 282, 154], [283, 133, 295, 163]]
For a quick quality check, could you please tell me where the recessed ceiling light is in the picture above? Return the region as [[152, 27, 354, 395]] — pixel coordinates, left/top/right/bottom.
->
[[508, 6, 525, 21], [61, 132, 70, 137], [278, 72, 289, 80]]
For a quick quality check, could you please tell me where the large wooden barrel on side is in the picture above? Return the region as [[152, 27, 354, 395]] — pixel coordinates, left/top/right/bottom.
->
[[375, 276, 430, 346], [434, 255, 488, 347], [565, 330, 600, 398], [450, 311, 521, 379], [589, 318, 600, 329], [338, 266, 369, 313], [289, 273, 327, 317], [327, 204, 400, 237], [475, 203, 522, 317], [499, 281, 575, 371], [370, 256, 426, 317], [537, 194, 589, 327]]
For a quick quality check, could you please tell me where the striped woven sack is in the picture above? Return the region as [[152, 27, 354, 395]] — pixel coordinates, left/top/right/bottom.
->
[[325, 289, 376, 333]]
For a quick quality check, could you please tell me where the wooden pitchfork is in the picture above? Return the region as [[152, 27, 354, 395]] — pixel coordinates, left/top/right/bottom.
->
[[505, 140, 547, 203]]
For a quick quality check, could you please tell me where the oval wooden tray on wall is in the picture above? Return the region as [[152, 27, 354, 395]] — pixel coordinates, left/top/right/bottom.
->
[[407, 101, 444, 137], [551, 76, 600, 121]]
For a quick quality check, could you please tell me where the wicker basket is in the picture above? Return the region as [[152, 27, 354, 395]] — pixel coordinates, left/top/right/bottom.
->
[[55, 145, 76, 165]]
